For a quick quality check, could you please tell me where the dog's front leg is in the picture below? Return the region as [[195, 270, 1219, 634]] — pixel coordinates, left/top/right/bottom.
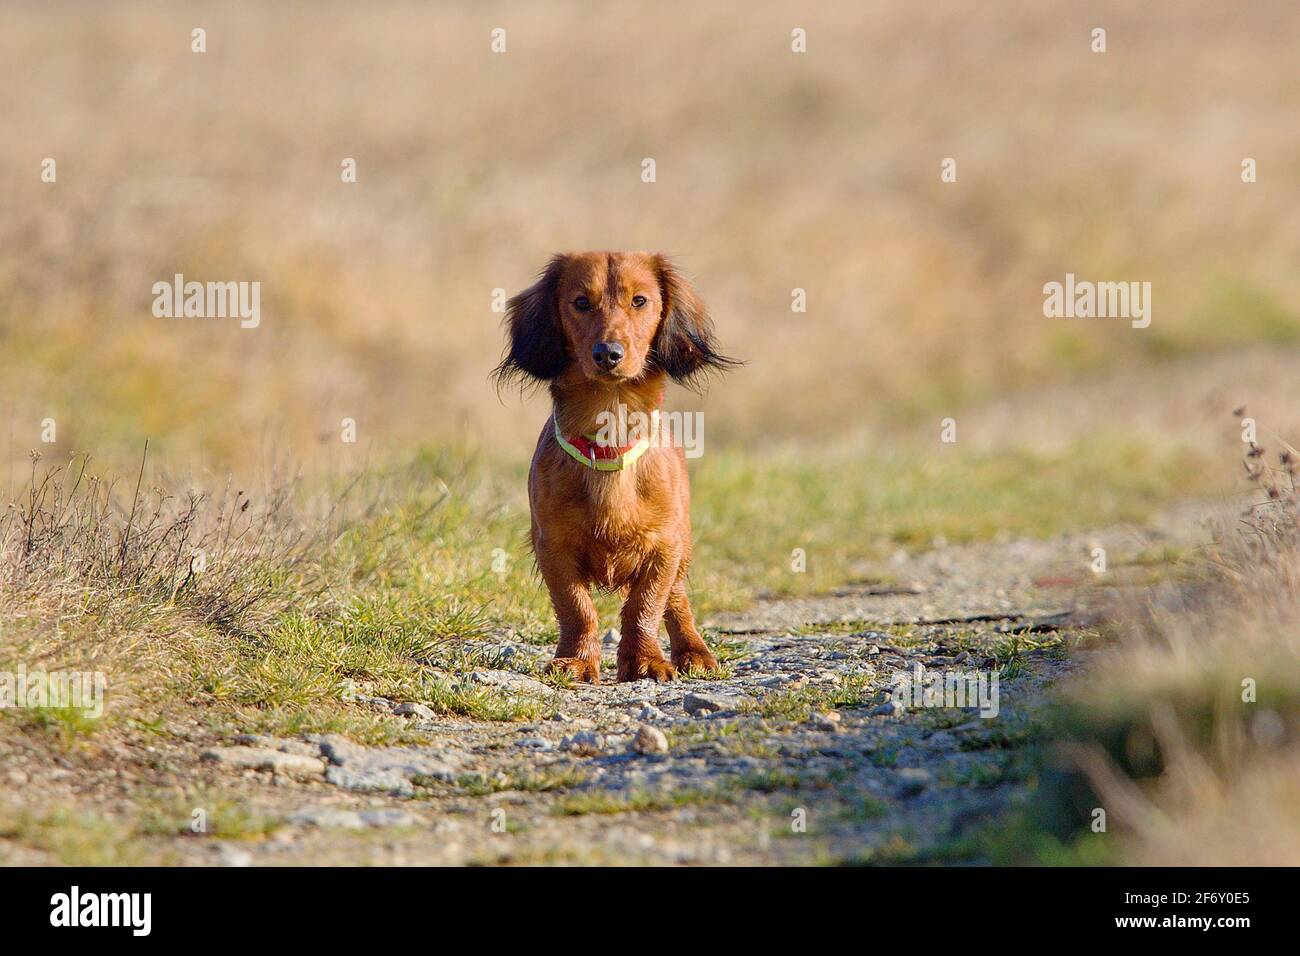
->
[[616, 553, 679, 683], [537, 551, 602, 683], [665, 580, 719, 675]]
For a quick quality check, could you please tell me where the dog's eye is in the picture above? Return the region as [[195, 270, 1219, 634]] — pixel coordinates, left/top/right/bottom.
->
[[573, 296, 591, 312], [631, 295, 647, 308]]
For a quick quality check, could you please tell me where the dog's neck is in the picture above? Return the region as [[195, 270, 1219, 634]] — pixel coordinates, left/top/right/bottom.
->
[[549, 372, 667, 439]]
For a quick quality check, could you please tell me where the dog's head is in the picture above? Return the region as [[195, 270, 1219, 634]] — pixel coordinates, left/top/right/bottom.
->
[[494, 252, 736, 391]]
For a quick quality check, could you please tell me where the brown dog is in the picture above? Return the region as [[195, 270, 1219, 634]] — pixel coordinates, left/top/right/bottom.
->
[[495, 252, 736, 683]]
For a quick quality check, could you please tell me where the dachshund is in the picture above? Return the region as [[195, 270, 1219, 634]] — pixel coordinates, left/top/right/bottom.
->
[[494, 252, 736, 682]]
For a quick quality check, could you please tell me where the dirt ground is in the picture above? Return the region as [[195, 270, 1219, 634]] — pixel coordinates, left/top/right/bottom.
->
[[0, 502, 1221, 866]]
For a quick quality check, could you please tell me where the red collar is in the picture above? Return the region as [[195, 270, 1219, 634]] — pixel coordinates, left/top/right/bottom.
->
[[555, 393, 665, 471]]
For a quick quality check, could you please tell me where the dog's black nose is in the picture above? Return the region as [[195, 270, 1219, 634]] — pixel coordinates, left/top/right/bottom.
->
[[592, 341, 624, 369]]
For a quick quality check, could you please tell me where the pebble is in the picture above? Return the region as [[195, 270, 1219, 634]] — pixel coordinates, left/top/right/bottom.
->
[[810, 711, 842, 732], [560, 731, 605, 756], [212, 843, 253, 867], [682, 691, 744, 716], [315, 736, 463, 794], [289, 807, 419, 829], [632, 724, 669, 755], [234, 734, 322, 757], [871, 700, 904, 717], [636, 703, 668, 721], [470, 670, 552, 696], [393, 702, 436, 720], [200, 746, 326, 777]]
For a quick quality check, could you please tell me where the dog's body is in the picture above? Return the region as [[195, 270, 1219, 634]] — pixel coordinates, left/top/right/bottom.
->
[[496, 252, 735, 682]]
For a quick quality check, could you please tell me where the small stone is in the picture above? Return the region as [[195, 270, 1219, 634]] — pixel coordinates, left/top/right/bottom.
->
[[560, 731, 605, 756], [325, 767, 412, 795], [232, 734, 323, 757], [289, 807, 366, 829], [279, 740, 323, 757], [871, 700, 904, 718], [393, 702, 436, 720], [632, 724, 669, 755], [358, 808, 418, 828], [895, 768, 932, 798], [602, 627, 621, 647], [867, 645, 881, 656], [636, 703, 668, 721], [201, 746, 326, 777], [515, 736, 554, 751], [290, 806, 415, 828], [811, 711, 842, 732], [1251, 709, 1287, 747], [682, 691, 742, 716], [212, 843, 253, 867], [316, 736, 462, 793], [5, 769, 29, 787], [470, 669, 552, 696]]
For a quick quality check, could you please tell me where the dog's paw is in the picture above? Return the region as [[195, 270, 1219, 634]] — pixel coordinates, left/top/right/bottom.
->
[[545, 656, 601, 683], [617, 655, 677, 683], [672, 648, 719, 676]]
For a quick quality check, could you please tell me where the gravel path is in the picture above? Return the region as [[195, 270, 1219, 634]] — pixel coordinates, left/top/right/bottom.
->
[[3, 505, 1220, 865]]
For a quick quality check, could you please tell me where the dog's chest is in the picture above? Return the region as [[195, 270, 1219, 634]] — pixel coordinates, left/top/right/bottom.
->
[[575, 469, 665, 586]]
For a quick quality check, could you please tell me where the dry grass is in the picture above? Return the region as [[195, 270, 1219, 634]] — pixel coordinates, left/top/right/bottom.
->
[[0, 446, 328, 635], [3, 2, 1299, 865], [1056, 410, 1300, 864], [3, 1, 1300, 477]]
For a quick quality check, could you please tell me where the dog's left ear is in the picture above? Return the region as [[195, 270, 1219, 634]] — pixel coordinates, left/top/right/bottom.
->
[[649, 255, 739, 389]]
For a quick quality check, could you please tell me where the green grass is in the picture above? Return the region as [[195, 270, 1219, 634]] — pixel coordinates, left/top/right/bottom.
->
[[449, 767, 589, 796], [748, 674, 874, 723], [1147, 275, 1300, 357], [0, 806, 160, 866], [687, 434, 1218, 604], [133, 431, 1207, 740], [940, 752, 1036, 788], [842, 796, 890, 821], [2, 705, 104, 749], [136, 792, 280, 840], [0, 425, 1222, 830], [553, 787, 732, 816]]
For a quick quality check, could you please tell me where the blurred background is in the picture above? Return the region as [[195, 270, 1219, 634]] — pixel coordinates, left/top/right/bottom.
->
[[4, 0, 1300, 868], [3, 0, 1299, 482]]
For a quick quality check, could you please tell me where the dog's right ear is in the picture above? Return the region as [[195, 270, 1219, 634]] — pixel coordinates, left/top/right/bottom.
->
[[493, 254, 570, 388]]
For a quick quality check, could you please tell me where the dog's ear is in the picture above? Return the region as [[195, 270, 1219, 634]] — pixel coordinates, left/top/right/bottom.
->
[[493, 254, 570, 388], [650, 255, 739, 389]]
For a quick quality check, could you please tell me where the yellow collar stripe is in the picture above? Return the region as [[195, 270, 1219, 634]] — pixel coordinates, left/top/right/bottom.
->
[[554, 411, 660, 471]]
